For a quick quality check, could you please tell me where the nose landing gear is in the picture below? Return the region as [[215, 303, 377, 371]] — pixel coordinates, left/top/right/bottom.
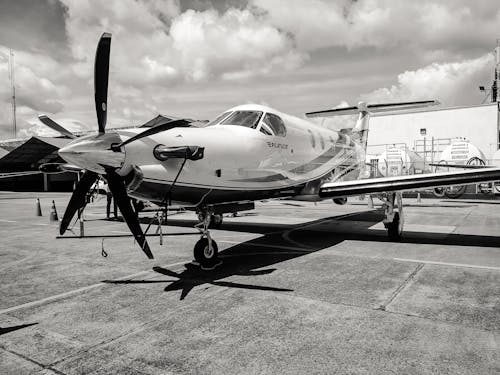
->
[[194, 209, 223, 270]]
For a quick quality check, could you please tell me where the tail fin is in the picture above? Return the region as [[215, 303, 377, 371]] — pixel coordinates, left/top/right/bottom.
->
[[306, 100, 440, 150]]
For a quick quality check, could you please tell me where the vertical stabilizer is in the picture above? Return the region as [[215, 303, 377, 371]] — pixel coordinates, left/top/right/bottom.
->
[[352, 102, 370, 151]]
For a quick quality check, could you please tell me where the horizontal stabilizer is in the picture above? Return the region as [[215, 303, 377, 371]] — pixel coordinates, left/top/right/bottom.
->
[[306, 100, 439, 118]]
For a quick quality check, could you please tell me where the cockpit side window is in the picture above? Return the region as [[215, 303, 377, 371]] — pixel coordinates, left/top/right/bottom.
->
[[262, 113, 287, 137], [259, 123, 274, 136], [221, 111, 263, 129], [206, 111, 232, 126]]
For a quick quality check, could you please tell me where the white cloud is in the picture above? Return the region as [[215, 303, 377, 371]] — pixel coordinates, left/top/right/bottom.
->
[[1, 0, 500, 139], [0, 47, 70, 138], [169, 8, 304, 81], [360, 54, 494, 105], [251, 0, 500, 54]]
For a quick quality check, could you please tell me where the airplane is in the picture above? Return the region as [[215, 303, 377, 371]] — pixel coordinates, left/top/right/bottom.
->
[[38, 33, 500, 270]]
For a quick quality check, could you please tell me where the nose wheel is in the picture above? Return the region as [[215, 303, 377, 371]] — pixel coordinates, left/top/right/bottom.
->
[[194, 209, 222, 270], [194, 237, 219, 268]]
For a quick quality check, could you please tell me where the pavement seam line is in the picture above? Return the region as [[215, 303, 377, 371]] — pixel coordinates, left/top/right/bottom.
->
[[47, 286, 220, 368], [450, 205, 474, 235], [0, 346, 67, 375], [272, 283, 500, 333], [377, 262, 424, 311], [0, 261, 187, 316], [394, 258, 500, 271]]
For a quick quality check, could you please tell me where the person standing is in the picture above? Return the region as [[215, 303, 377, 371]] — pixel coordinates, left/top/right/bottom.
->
[[105, 183, 118, 219]]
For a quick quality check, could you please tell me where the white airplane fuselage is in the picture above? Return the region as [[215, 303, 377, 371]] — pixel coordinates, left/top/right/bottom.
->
[[108, 104, 365, 206]]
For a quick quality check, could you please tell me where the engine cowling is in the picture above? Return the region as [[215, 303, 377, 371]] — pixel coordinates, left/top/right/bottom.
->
[[124, 165, 144, 193]]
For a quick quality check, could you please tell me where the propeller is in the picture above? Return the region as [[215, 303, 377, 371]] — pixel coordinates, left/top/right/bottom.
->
[[60, 171, 98, 235], [94, 32, 111, 134], [39, 163, 82, 174], [106, 169, 154, 259], [111, 118, 192, 150], [55, 32, 155, 259], [38, 115, 77, 139]]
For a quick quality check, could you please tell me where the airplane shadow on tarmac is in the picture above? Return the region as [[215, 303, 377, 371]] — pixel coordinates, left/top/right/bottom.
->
[[0, 323, 38, 336], [105, 209, 500, 300]]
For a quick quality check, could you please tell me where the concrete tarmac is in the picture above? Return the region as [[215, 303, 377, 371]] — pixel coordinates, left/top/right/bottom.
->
[[0, 192, 499, 374]]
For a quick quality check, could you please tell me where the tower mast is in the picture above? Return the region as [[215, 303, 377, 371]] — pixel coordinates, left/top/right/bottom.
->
[[8, 49, 17, 138]]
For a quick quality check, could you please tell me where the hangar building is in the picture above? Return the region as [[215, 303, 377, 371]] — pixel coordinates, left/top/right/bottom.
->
[[0, 114, 181, 192]]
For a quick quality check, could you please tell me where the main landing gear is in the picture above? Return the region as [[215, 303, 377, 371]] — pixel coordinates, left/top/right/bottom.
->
[[193, 209, 223, 270], [381, 192, 404, 241]]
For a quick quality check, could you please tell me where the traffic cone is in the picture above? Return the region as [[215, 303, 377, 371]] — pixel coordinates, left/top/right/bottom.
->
[[35, 198, 42, 216], [49, 200, 59, 222], [367, 195, 374, 209]]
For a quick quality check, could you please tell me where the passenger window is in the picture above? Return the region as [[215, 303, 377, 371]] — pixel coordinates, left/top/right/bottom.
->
[[307, 129, 315, 147], [262, 113, 287, 137]]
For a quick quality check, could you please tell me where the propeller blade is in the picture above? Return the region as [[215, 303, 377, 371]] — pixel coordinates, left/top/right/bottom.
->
[[112, 119, 192, 150], [38, 115, 77, 139], [106, 169, 154, 259], [39, 163, 83, 174], [60, 171, 98, 235], [94, 32, 111, 134]]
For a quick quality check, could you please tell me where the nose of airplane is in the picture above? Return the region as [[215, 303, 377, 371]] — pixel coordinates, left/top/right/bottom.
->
[[58, 133, 125, 174]]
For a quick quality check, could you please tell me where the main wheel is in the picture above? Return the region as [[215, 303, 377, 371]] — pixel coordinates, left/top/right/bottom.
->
[[444, 185, 466, 199], [194, 237, 219, 268], [386, 212, 402, 241], [333, 197, 347, 205]]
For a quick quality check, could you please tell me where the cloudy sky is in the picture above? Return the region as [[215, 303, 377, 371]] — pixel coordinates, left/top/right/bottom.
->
[[0, 0, 498, 139]]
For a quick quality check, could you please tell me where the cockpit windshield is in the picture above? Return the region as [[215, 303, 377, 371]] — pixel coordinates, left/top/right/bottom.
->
[[220, 111, 263, 129], [206, 111, 232, 126]]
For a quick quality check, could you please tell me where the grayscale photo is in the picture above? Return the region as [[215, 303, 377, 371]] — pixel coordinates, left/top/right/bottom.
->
[[0, 0, 499, 374]]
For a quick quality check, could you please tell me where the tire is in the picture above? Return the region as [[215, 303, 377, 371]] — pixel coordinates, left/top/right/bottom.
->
[[433, 187, 445, 198], [194, 237, 219, 266], [387, 212, 401, 241], [444, 185, 466, 199], [333, 197, 347, 205]]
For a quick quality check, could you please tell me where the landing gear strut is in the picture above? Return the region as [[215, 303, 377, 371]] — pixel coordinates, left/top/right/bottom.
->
[[197, 212, 223, 228], [194, 208, 222, 270], [382, 192, 404, 241]]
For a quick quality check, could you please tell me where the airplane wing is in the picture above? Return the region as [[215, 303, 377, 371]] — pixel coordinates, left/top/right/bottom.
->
[[319, 168, 500, 198], [428, 163, 489, 169]]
